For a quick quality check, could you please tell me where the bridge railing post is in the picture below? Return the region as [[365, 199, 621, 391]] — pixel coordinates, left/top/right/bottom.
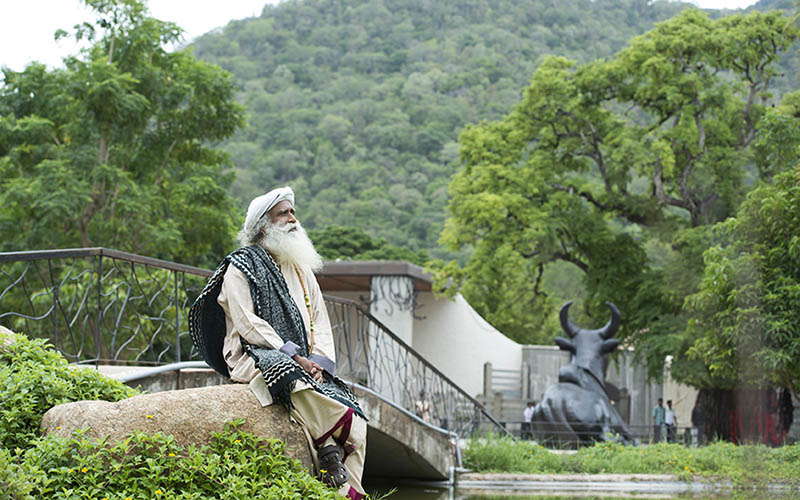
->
[[492, 391, 503, 424], [483, 361, 493, 399], [521, 362, 530, 401]]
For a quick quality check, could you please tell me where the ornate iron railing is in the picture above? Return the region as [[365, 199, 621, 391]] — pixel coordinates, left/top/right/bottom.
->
[[325, 296, 507, 437], [0, 248, 209, 365], [0, 247, 507, 438]]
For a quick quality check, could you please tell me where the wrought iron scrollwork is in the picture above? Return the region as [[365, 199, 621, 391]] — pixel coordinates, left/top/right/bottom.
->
[[364, 275, 425, 320]]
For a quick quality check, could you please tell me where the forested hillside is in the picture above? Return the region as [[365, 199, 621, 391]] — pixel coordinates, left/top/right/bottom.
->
[[192, 0, 707, 254]]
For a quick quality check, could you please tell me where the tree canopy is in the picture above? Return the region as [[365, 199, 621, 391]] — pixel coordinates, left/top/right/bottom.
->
[[308, 225, 429, 265], [686, 165, 800, 399], [0, 0, 245, 267], [2, 0, 799, 392], [433, 9, 799, 361], [684, 93, 800, 397]]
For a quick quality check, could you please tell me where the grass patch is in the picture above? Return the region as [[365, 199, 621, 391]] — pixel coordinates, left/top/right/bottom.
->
[[463, 434, 800, 488]]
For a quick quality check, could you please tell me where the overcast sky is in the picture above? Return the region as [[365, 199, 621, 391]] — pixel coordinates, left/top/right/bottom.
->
[[1, 0, 760, 72]]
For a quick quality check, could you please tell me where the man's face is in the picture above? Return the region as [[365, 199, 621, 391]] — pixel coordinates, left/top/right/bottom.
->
[[267, 200, 297, 230]]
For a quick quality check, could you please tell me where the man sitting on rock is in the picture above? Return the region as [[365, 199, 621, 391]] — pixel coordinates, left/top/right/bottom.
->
[[190, 186, 367, 500]]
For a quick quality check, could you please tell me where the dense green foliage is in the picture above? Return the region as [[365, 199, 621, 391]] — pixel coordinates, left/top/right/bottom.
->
[[308, 225, 428, 265], [191, 0, 702, 256], [433, 8, 800, 362], [464, 434, 800, 487], [685, 163, 800, 397], [0, 424, 343, 500], [0, 331, 349, 499], [0, 0, 245, 267], [0, 330, 139, 450]]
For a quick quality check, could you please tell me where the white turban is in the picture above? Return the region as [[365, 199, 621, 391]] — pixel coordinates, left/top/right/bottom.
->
[[243, 186, 294, 234]]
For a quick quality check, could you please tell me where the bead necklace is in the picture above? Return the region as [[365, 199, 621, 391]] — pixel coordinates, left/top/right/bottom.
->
[[294, 265, 315, 354]]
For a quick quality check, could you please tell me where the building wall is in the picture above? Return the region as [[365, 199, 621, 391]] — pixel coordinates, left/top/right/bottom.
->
[[606, 350, 662, 434], [522, 346, 569, 404], [662, 356, 698, 429], [412, 292, 522, 398], [369, 276, 415, 346]]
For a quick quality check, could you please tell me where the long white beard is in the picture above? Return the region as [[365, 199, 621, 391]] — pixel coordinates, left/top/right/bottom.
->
[[259, 221, 323, 273]]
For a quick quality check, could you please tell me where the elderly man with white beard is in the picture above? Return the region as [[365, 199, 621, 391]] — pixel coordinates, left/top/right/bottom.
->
[[189, 186, 367, 500]]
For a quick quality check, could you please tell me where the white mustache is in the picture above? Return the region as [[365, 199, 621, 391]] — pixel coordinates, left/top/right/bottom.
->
[[276, 222, 298, 232]]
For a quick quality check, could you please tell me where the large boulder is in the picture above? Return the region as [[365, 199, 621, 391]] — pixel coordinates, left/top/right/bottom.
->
[[40, 383, 313, 471]]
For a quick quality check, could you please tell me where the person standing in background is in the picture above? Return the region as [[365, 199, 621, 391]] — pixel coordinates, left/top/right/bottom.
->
[[665, 400, 677, 443], [691, 401, 706, 447], [522, 400, 536, 439], [652, 398, 665, 443]]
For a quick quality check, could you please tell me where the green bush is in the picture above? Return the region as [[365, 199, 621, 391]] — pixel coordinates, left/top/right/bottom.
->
[[0, 332, 352, 499], [0, 330, 140, 450], [1, 422, 344, 500]]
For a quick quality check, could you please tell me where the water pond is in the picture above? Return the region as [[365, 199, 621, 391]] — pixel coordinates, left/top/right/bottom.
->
[[365, 481, 799, 500]]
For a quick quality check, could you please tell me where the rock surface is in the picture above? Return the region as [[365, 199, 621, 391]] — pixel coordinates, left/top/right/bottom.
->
[[40, 383, 313, 471]]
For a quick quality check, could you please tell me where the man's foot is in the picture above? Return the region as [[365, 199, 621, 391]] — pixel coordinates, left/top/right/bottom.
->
[[318, 444, 349, 487]]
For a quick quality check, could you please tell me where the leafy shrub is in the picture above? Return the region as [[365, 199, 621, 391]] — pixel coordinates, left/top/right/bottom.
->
[[1, 422, 344, 500], [0, 330, 139, 450], [0, 334, 348, 499], [0, 447, 48, 500]]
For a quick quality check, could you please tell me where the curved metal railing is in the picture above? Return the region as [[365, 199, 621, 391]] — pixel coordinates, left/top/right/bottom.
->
[[0, 247, 508, 438], [325, 295, 508, 437], [0, 248, 210, 365]]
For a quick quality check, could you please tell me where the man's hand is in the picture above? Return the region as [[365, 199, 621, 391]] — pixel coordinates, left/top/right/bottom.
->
[[292, 354, 323, 382]]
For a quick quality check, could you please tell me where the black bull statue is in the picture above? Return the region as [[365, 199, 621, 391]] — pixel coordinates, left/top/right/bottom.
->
[[531, 301, 638, 446]]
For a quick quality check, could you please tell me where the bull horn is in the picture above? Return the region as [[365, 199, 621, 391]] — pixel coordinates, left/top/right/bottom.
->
[[600, 302, 621, 339], [559, 301, 579, 338]]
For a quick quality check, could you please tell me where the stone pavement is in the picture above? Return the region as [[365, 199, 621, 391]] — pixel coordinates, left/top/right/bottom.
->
[[456, 472, 730, 497]]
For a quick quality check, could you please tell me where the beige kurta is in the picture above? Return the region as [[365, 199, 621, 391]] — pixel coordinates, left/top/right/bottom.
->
[[217, 261, 336, 405], [216, 258, 367, 497]]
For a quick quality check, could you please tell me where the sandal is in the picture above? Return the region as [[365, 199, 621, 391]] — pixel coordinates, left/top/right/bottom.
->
[[317, 443, 349, 487]]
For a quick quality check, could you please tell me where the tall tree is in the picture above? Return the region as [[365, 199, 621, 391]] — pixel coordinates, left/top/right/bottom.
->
[[684, 98, 800, 400], [433, 10, 798, 359], [0, 0, 245, 267]]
